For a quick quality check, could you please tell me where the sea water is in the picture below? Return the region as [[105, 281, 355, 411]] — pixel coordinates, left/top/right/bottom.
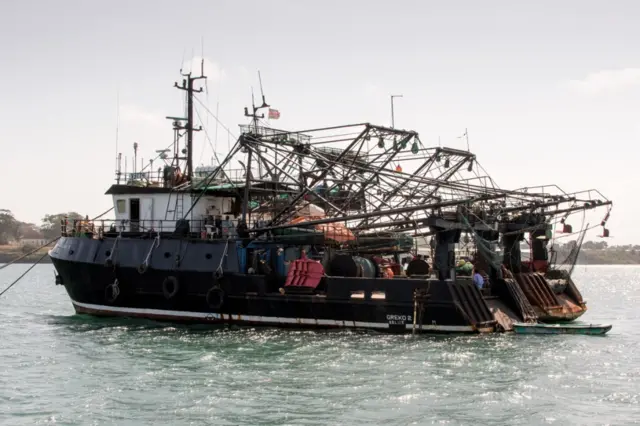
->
[[0, 265, 638, 425]]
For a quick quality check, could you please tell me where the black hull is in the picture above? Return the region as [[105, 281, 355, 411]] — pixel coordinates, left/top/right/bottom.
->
[[49, 237, 499, 334]]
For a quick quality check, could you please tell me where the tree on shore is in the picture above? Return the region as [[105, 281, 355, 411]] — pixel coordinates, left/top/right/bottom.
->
[[0, 209, 22, 245], [40, 212, 83, 239]]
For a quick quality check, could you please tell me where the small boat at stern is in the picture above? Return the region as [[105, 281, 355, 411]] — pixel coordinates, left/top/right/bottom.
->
[[513, 322, 612, 335]]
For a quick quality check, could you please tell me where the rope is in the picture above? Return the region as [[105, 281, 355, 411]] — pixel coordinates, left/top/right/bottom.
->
[[0, 207, 117, 300], [215, 239, 230, 277], [142, 235, 160, 266], [0, 249, 50, 298], [92, 206, 114, 220], [0, 237, 60, 271], [1, 207, 115, 271]]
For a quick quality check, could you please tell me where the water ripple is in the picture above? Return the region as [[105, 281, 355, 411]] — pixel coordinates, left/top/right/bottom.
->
[[0, 265, 638, 425]]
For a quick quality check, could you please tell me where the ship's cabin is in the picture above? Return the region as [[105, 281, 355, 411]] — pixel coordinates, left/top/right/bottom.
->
[[102, 165, 287, 238]]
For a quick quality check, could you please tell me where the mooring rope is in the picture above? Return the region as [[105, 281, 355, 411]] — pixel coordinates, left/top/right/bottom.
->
[[0, 207, 113, 271], [0, 237, 60, 271], [0, 207, 116, 297], [0, 249, 50, 298]]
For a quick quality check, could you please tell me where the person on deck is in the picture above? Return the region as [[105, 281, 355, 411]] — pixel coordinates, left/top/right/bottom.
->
[[401, 258, 409, 272], [472, 268, 485, 290]]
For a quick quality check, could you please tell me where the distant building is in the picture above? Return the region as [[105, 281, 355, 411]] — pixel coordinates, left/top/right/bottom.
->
[[19, 226, 46, 247], [20, 238, 47, 247]]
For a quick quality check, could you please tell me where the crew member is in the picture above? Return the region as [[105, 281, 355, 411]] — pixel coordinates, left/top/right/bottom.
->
[[472, 268, 485, 290]]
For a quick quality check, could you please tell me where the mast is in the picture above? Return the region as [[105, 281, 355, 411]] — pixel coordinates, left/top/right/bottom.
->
[[174, 61, 207, 180], [244, 72, 270, 132], [241, 71, 270, 223]]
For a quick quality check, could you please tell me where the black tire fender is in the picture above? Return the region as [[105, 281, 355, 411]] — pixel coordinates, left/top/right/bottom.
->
[[206, 286, 224, 310], [162, 275, 179, 300]]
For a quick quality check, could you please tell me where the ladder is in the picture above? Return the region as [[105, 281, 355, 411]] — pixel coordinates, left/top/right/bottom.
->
[[174, 191, 184, 219], [165, 186, 188, 222]]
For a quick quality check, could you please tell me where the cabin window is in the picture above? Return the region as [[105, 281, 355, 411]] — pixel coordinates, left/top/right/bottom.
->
[[350, 291, 365, 299], [371, 291, 386, 300], [116, 199, 127, 214]]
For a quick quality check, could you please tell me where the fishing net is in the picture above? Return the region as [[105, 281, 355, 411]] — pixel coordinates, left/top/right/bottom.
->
[[458, 212, 502, 270], [550, 223, 588, 277]]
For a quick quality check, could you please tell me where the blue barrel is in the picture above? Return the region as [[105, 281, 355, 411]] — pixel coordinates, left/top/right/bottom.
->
[[353, 256, 377, 278], [329, 254, 377, 278]]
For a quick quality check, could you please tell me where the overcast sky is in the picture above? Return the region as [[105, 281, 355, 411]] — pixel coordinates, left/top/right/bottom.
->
[[1, 0, 636, 243]]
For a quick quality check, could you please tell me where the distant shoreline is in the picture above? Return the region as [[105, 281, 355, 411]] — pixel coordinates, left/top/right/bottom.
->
[[0, 250, 53, 265]]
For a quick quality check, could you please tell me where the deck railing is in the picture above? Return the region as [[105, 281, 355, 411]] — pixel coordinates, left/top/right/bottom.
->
[[59, 217, 413, 252]]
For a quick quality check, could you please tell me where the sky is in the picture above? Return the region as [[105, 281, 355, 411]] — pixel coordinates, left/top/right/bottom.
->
[[1, 0, 638, 243]]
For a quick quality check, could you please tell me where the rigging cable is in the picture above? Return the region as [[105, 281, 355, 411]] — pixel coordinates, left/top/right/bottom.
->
[[0, 206, 114, 288], [0, 250, 50, 299], [0, 237, 60, 271]]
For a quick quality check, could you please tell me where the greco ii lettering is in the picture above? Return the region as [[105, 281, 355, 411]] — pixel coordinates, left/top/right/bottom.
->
[[386, 314, 412, 325]]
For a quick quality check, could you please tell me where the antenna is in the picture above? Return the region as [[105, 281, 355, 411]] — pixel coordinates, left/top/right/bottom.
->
[[258, 70, 268, 107], [117, 153, 122, 184], [115, 89, 120, 182], [133, 142, 138, 175], [214, 98, 220, 153], [465, 128, 470, 151], [390, 94, 403, 128], [456, 129, 470, 151], [200, 36, 204, 77], [243, 71, 270, 129]]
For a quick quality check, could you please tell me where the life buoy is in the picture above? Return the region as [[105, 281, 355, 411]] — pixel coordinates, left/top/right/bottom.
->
[[162, 276, 180, 299], [206, 286, 224, 310]]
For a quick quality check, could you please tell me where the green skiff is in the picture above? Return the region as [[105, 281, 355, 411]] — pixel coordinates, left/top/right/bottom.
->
[[513, 322, 612, 335]]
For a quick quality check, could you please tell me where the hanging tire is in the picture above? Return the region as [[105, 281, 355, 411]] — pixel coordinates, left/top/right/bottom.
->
[[162, 276, 180, 300], [206, 286, 224, 310]]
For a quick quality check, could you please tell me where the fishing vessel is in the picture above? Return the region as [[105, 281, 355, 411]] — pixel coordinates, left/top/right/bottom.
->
[[48, 66, 613, 334]]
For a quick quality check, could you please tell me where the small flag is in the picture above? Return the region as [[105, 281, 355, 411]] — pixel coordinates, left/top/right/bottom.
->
[[268, 108, 280, 119]]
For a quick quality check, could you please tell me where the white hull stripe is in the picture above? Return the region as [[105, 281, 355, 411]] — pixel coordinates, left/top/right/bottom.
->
[[71, 300, 475, 332]]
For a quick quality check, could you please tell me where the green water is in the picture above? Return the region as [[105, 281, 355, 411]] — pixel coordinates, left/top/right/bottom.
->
[[0, 265, 638, 425]]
